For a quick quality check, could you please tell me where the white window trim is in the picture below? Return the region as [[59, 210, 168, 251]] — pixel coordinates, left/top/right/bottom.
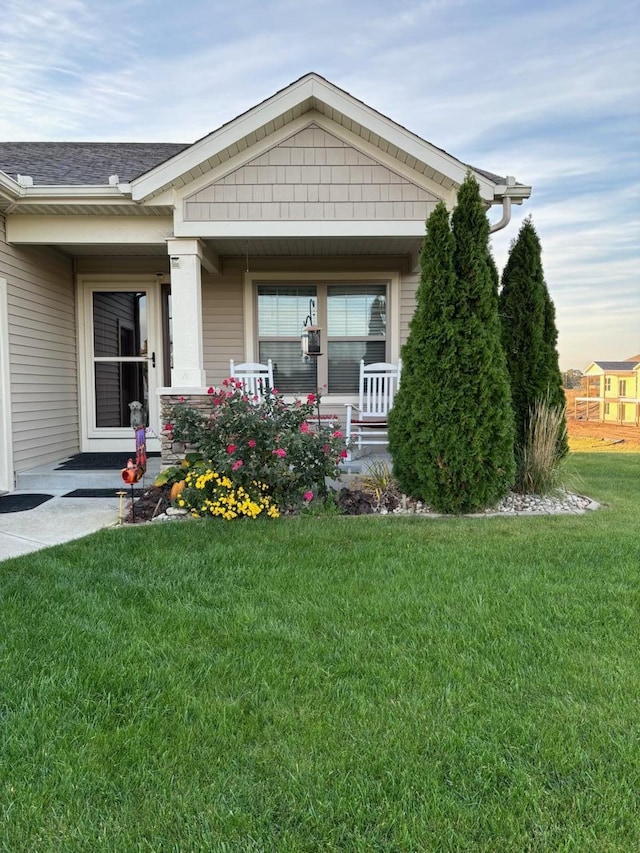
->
[[243, 270, 400, 402]]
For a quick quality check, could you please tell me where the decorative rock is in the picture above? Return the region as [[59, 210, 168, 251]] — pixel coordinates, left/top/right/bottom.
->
[[165, 506, 188, 516], [386, 490, 600, 518]]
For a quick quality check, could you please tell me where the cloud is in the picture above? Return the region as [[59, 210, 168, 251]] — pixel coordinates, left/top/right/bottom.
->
[[0, 0, 637, 369]]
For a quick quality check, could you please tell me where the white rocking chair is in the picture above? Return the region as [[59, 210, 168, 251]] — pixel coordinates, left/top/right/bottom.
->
[[345, 359, 402, 457], [229, 359, 274, 401]]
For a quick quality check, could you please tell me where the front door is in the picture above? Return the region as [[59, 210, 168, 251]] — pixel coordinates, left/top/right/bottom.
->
[[79, 278, 166, 452]]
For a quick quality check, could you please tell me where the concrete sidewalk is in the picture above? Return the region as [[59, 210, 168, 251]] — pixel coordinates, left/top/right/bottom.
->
[[0, 491, 122, 562]]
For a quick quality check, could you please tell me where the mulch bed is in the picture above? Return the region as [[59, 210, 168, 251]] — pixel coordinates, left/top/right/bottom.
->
[[127, 486, 171, 523], [128, 484, 395, 523]]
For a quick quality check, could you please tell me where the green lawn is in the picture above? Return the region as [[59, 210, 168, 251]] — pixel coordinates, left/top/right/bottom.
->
[[1, 454, 639, 852]]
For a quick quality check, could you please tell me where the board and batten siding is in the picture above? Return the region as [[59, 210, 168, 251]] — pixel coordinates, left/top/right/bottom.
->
[[201, 271, 244, 385], [184, 123, 438, 222], [0, 215, 78, 470]]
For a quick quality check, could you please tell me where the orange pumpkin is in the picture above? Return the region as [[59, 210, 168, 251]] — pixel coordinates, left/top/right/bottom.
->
[[170, 480, 186, 501]]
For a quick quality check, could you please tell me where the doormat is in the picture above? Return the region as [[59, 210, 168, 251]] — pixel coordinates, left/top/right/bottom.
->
[[56, 452, 160, 471], [62, 488, 145, 498], [0, 494, 54, 513]]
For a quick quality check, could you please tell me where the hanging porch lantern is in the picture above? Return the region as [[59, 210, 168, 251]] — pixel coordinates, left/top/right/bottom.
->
[[301, 298, 322, 357], [301, 324, 322, 356]]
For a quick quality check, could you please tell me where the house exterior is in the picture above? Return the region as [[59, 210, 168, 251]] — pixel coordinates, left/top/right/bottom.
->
[[578, 358, 640, 424], [0, 73, 531, 492]]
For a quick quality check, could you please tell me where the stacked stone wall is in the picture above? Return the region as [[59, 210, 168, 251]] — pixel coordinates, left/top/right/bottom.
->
[[159, 393, 212, 465]]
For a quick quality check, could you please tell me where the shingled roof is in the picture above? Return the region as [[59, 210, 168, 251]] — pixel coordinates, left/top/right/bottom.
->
[[592, 361, 640, 371], [0, 142, 189, 185]]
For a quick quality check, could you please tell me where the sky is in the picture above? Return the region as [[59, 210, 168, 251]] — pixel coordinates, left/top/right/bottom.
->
[[1, 0, 638, 371]]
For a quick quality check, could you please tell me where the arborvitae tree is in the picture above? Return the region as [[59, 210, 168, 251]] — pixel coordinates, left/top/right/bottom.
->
[[499, 217, 568, 457], [388, 175, 515, 513], [388, 201, 456, 499]]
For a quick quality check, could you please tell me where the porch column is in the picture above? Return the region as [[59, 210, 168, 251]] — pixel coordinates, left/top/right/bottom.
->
[[167, 238, 206, 387]]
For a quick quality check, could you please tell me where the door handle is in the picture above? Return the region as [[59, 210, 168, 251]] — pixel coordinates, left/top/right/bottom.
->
[[147, 351, 156, 368]]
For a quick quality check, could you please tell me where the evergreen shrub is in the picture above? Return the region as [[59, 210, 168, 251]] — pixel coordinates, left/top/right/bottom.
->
[[389, 175, 515, 513]]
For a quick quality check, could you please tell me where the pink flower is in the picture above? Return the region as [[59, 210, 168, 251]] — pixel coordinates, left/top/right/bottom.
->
[[307, 393, 316, 404], [232, 459, 244, 471], [272, 448, 287, 458], [248, 439, 256, 448], [272, 387, 279, 394], [331, 430, 344, 438], [300, 421, 310, 433], [164, 422, 173, 431], [303, 490, 313, 502], [222, 379, 230, 387], [179, 396, 185, 402], [340, 450, 348, 458], [207, 386, 214, 395], [242, 395, 249, 402], [227, 444, 236, 454], [234, 381, 243, 389]]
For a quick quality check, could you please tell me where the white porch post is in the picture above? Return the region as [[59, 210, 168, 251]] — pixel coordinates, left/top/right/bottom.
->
[[167, 238, 206, 387]]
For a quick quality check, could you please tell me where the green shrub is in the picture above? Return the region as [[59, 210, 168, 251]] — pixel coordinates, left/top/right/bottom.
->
[[499, 218, 568, 459], [389, 175, 515, 514], [165, 381, 347, 513]]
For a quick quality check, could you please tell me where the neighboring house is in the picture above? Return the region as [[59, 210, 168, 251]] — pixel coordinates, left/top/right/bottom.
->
[[0, 73, 531, 491], [578, 357, 640, 424]]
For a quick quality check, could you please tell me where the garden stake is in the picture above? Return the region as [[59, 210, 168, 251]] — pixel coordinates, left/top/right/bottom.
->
[[116, 490, 127, 525]]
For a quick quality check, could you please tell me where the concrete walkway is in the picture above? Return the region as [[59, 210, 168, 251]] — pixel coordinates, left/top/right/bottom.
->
[[0, 490, 123, 562]]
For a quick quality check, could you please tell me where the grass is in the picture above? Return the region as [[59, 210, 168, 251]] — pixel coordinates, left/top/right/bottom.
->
[[516, 399, 568, 494], [1, 454, 639, 851]]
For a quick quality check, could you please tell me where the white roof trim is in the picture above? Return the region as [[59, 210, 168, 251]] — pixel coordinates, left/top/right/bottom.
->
[[174, 219, 426, 239], [0, 170, 22, 199], [131, 73, 504, 202], [20, 184, 133, 199]]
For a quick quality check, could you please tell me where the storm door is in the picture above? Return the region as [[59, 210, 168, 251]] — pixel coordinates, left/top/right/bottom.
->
[[80, 281, 164, 451]]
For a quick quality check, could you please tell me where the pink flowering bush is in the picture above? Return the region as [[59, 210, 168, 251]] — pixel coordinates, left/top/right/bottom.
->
[[166, 380, 347, 512]]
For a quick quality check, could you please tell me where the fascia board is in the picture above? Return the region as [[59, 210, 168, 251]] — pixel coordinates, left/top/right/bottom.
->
[[308, 77, 495, 197], [0, 171, 22, 199], [174, 219, 426, 239], [132, 76, 318, 201], [492, 183, 532, 202], [132, 73, 501, 203], [20, 185, 133, 200], [584, 363, 602, 374]]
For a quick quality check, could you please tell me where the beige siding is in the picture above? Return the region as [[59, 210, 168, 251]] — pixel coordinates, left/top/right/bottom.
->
[[201, 271, 244, 384], [0, 215, 78, 470], [185, 123, 438, 222], [400, 270, 419, 348]]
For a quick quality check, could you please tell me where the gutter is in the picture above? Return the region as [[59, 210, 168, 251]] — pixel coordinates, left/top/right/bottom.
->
[[489, 176, 532, 234]]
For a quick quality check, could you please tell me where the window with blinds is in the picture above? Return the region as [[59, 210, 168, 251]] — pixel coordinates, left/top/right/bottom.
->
[[257, 282, 387, 395], [258, 285, 317, 394], [327, 284, 386, 393]]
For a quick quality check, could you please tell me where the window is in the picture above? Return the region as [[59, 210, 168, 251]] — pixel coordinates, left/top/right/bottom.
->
[[257, 282, 388, 394], [619, 379, 627, 397], [257, 285, 317, 394], [604, 403, 610, 415], [604, 377, 612, 392]]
